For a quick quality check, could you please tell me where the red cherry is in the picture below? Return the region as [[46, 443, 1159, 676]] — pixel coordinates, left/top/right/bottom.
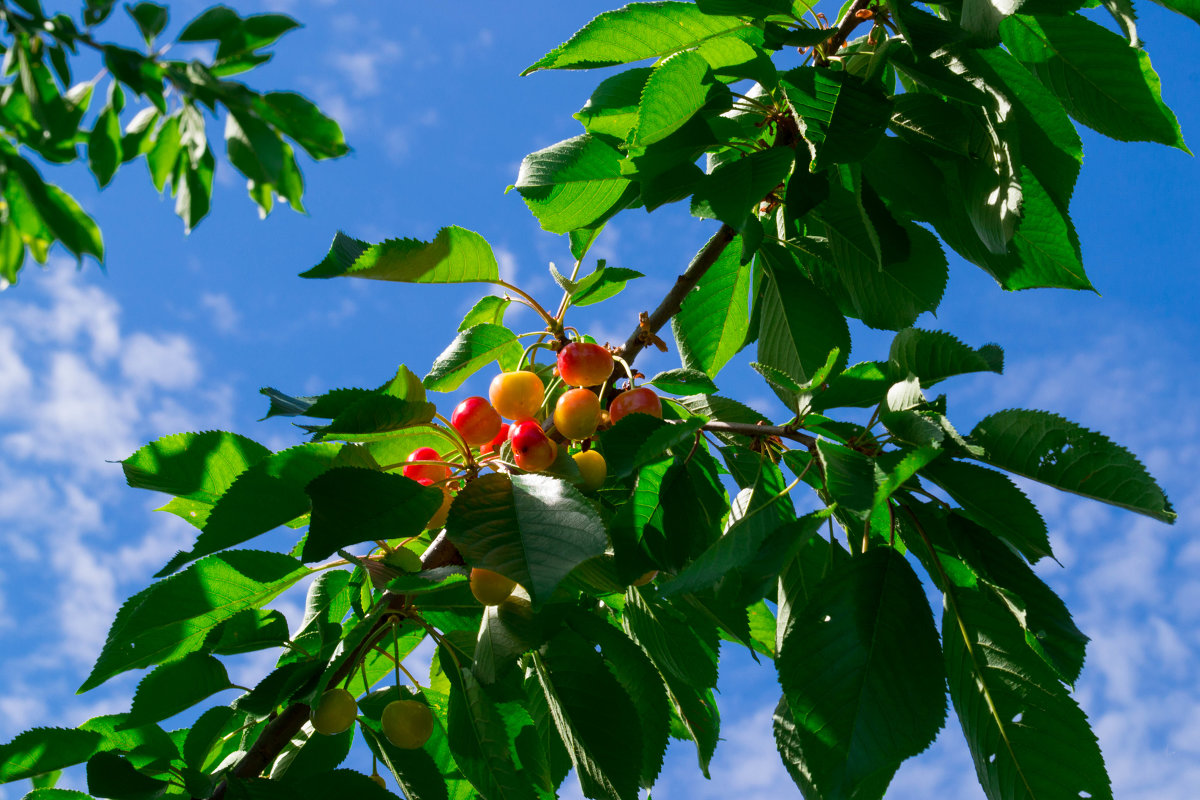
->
[[509, 419, 558, 472], [608, 387, 662, 423], [451, 396, 502, 446], [403, 447, 450, 484], [557, 342, 614, 387], [553, 388, 601, 441], [481, 422, 510, 455], [489, 371, 545, 421]]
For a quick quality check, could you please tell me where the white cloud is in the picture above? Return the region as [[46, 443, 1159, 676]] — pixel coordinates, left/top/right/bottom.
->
[[331, 41, 403, 98], [200, 292, 240, 335], [121, 332, 201, 390]]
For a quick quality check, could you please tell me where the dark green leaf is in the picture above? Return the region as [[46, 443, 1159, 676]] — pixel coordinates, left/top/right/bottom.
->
[[532, 631, 643, 800], [776, 548, 947, 799], [80, 551, 308, 692], [86, 751, 169, 799], [782, 67, 892, 169], [210, 608, 289, 655], [887, 328, 1003, 385], [303, 467, 444, 562], [691, 148, 793, 230], [126, 3, 168, 44], [459, 295, 511, 330], [303, 226, 499, 283], [157, 443, 343, 575], [446, 473, 608, 607], [623, 588, 719, 690], [970, 409, 1175, 522], [570, 266, 643, 306], [922, 458, 1052, 563], [647, 368, 718, 395], [123, 653, 232, 728], [443, 649, 536, 800], [1001, 13, 1187, 150], [945, 589, 1111, 800], [671, 231, 749, 378], [88, 104, 122, 187], [358, 689, 447, 800]]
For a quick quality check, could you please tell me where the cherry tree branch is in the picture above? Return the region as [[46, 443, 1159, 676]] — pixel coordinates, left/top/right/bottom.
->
[[815, 0, 875, 66], [701, 421, 818, 449], [208, 533, 463, 799]]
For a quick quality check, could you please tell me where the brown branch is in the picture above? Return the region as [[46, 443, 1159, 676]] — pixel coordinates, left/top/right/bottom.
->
[[209, 532, 462, 798], [701, 421, 818, 449], [815, 0, 875, 66]]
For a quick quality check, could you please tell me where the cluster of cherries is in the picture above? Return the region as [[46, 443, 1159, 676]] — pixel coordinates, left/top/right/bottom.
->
[[403, 340, 663, 607]]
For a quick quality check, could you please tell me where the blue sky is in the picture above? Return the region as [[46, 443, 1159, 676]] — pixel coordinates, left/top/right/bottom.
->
[[0, 1, 1198, 797]]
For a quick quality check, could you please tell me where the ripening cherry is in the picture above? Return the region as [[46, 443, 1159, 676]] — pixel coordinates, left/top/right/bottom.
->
[[310, 688, 358, 735], [572, 449, 607, 491], [470, 567, 517, 605], [509, 419, 558, 472], [554, 388, 601, 441], [403, 447, 449, 484], [451, 396, 502, 446], [632, 570, 659, 587], [370, 773, 386, 789], [488, 371, 545, 421], [608, 387, 662, 423], [381, 699, 434, 749], [557, 342, 614, 387], [481, 422, 509, 455]]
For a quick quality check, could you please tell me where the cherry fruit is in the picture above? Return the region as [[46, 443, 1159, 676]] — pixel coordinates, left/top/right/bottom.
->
[[481, 422, 509, 455], [381, 699, 434, 749], [403, 447, 449, 484], [370, 774, 387, 789], [608, 387, 662, 424], [557, 342, 614, 387], [470, 568, 517, 605], [632, 570, 659, 587], [572, 450, 607, 491], [489, 371, 545, 421], [451, 396, 502, 446], [310, 687, 358, 735], [509, 419, 558, 472], [554, 388, 601, 441]]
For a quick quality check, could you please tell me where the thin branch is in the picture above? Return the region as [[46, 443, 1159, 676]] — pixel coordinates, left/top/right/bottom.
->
[[815, 0, 875, 66], [208, 532, 462, 798], [701, 420, 818, 449]]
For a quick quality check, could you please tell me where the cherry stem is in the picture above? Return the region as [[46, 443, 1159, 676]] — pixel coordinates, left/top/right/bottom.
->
[[491, 279, 557, 329], [611, 354, 636, 387], [554, 256, 586, 321]]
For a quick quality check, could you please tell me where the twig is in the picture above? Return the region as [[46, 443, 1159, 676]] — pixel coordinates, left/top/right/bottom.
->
[[700, 421, 818, 449], [815, 0, 875, 66]]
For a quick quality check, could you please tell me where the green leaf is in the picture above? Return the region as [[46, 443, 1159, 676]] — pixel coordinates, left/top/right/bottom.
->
[[647, 368, 718, 395], [459, 295, 511, 331], [970, 409, 1175, 522], [123, 653, 232, 728], [921, 458, 1053, 563], [80, 551, 308, 692], [443, 649, 536, 800], [6, 156, 103, 261], [77, 714, 178, 773], [86, 751, 169, 799], [88, 104, 122, 187], [424, 324, 523, 392], [781, 67, 893, 169], [630, 50, 715, 146], [303, 467, 444, 562], [1007, 166, 1091, 291], [446, 474, 608, 607], [1000, 13, 1187, 150], [523, 2, 753, 73], [777, 548, 947, 799], [210, 608, 289, 655], [569, 265, 644, 306], [691, 148, 794, 230], [755, 242, 851, 402], [623, 589, 719, 690], [123, 431, 272, 504], [697, 0, 794, 15], [146, 114, 180, 192], [513, 134, 634, 234], [126, 3, 168, 44], [532, 632, 643, 800], [566, 611, 671, 788], [156, 443, 344, 575], [676, 393, 768, 446], [887, 328, 1003, 386], [575, 68, 652, 140], [0, 728, 105, 782], [254, 92, 349, 160], [945, 588, 1111, 800], [672, 231, 749, 378], [303, 226, 499, 282]]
